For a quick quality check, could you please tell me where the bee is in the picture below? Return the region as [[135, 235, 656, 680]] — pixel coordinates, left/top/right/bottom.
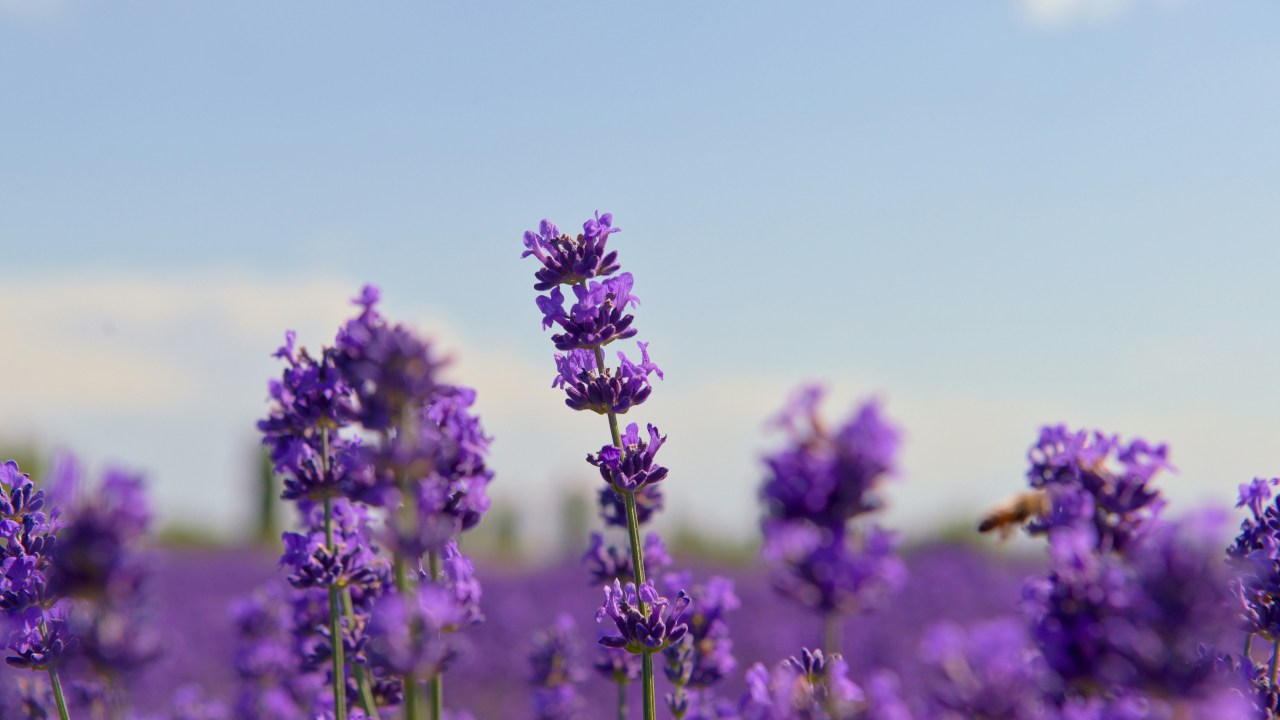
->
[[978, 490, 1049, 539]]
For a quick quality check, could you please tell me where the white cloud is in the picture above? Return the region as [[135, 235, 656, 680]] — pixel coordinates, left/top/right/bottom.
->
[[1016, 0, 1188, 28]]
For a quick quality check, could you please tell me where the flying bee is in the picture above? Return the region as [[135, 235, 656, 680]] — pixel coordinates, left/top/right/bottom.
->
[[978, 490, 1049, 539]]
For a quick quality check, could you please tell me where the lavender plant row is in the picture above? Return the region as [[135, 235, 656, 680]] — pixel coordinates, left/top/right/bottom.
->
[[0, 211, 1273, 719]]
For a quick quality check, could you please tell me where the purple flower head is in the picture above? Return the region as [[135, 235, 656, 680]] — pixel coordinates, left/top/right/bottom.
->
[[551, 342, 663, 415], [258, 339, 356, 479], [762, 386, 900, 527], [739, 649, 864, 720], [6, 605, 74, 670], [529, 614, 585, 720], [598, 483, 664, 528], [334, 286, 445, 432], [663, 575, 739, 690], [521, 213, 622, 291], [583, 531, 671, 587], [762, 519, 906, 616], [365, 583, 466, 678], [1025, 512, 1236, 700], [1025, 425, 1169, 554], [538, 273, 640, 351], [596, 579, 690, 654], [587, 423, 669, 494], [920, 618, 1047, 718]]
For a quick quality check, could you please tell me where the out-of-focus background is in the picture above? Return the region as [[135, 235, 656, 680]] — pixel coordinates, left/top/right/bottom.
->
[[2, 0, 1278, 552]]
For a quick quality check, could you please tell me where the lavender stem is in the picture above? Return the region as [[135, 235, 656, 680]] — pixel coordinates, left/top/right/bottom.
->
[[322, 429, 349, 720], [39, 618, 70, 720], [593, 343, 655, 720], [1271, 639, 1279, 688], [343, 589, 383, 720], [428, 549, 444, 720], [617, 679, 629, 720]]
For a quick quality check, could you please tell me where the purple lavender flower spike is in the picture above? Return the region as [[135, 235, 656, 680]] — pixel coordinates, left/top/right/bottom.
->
[[1024, 425, 1168, 553], [538, 272, 641, 351], [587, 423, 668, 494], [738, 649, 863, 720], [919, 618, 1046, 719], [552, 343, 663, 415], [529, 614, 584, 720], [365, 584, 466, 681], [598, 483, 664, 527], [597, 580, 690, 654], [522, 214, 621, 291], [583, 532, 672, 587]]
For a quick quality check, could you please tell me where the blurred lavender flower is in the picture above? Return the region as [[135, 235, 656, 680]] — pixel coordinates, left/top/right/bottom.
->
[[759, 387, 905, 629], [365, 583, 467, 680], [583, 532, 671, 590], [1025, 512, 1239, 709], [599, 484, 664, 528], [738, 649, 863, 720], [919, 618, 1047, 719], [1024, 425, 1168, 554], [663, 574, 740, 718], [529, 614, 584, 720]]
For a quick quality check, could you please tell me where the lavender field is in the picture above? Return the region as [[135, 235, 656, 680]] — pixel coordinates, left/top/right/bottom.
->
[[6, 4, 1280, 719], [1, 210, 1276, 720]]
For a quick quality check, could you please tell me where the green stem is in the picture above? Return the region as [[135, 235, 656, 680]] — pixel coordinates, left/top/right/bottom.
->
[[39, 619, 70, 720], [427, 550, 443, 720], [343, 590, 382, 720], [1245, 632, 1255, 663], [324, 514, 348, 719], [616, 679, 629, 720], [591, 343, 654, 720], [322, 428, 349, 720], [391, 422, 422, 720]]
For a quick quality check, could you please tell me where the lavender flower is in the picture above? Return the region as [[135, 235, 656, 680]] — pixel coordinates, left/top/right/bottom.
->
[[552, 343, 663, 415], [529, 614, 584, 720], [738, 649, 863, 720], [583, 532, 671, 587], [587, 423, 668, 494], [522, 214, 621, 291], [1024, 512, 1237, 706], [597, 580, 690, 654], [1024, 425, 1168, 554], [919, 618, 1047, 719]]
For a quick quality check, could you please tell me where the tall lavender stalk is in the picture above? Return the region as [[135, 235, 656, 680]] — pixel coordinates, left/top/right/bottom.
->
[[332, 286, 492, 720], [1, 459, 70, 720], [522, 213, 683, 720], [758, 386, 905, 656]]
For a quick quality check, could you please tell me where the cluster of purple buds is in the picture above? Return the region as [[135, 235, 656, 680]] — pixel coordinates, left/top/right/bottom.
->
[[759, 386, 905, 617], [528, 614, 585, 720], [1024, 425, 1168, 554], [738, 649, 864, 720], [583, 531, 671, 587], [662, 573, 740, 717], [257, 284, 494, 720], [919, 618, 1047, 719], [2, 455, 160, 717], [1013, 427, 1235, 709], [597, 580, 690, 655]]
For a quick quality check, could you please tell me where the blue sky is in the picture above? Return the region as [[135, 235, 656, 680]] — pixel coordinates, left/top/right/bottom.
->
[[2, 0, 1278, 547]]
